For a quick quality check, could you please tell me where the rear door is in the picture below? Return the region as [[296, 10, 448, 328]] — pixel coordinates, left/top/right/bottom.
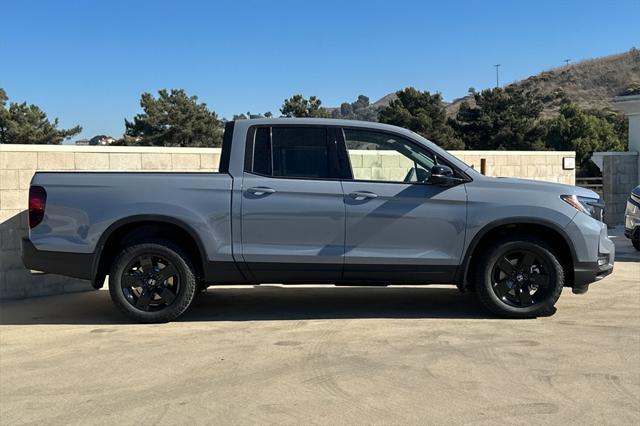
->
[[339, 128, 467, 283], [240, 125, 345, 282]]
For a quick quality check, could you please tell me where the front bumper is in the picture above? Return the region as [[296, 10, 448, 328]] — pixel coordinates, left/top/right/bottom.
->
[[572, 259, 614, 294], [625, 226, 638, 239], [625, 198, 640, 239], [571, 229, 615, 294]]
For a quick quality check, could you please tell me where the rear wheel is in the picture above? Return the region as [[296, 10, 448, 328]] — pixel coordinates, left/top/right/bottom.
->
[[109, 241, 197, 323], [475, 236, 564, 318]]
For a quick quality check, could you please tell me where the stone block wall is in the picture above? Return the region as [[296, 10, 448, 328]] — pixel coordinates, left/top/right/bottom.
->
[[602, 152, 640, 226], [453, 151, 575, 184], [1, 144, 574, 300], [0, 145, 219, 299], [349, 150, 576, 185]]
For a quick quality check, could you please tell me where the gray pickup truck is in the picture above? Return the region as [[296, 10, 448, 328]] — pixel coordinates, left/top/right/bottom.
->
[[22, 118, 614, 322]]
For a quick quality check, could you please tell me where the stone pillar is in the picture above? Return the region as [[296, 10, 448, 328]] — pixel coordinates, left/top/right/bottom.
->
[[602, 152, 639, 226], [614, 94, 640, 184]]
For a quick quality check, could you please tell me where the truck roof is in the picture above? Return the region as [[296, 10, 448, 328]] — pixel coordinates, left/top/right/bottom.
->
[[229, 117, 474, 175], [231, 117, 413, 133], [231, 118, 432, 146]]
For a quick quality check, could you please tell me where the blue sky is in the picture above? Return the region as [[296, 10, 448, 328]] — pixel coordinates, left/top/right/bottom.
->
[[1, 0, 638, 141]]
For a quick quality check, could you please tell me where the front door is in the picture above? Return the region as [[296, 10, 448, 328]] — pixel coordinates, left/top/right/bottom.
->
[[339, 128, 467, 283], [240, 125, 345, 282]]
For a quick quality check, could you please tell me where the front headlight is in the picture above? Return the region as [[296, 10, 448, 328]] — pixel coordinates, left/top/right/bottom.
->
[[561, 195, 604, 221]]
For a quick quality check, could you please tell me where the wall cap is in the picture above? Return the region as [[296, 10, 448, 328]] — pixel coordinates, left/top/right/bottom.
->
[[450, 150, 575, 156], [0, 144, 221, 154]]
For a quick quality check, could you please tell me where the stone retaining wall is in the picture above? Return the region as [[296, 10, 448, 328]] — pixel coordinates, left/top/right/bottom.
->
[[0, 145, 218, 299]]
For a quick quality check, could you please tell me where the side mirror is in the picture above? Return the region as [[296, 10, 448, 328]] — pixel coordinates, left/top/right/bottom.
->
[[430, 164, 456, 185]]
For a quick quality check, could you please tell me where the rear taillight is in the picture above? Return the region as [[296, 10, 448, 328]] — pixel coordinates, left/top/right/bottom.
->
[[28, 186, 47, 229]]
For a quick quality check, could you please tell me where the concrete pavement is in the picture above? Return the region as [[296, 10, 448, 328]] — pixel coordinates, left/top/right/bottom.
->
[[0, 235, 638, 425]]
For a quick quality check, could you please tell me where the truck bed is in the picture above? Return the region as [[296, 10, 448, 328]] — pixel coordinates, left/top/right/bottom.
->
[[29, 172, 234, 262]]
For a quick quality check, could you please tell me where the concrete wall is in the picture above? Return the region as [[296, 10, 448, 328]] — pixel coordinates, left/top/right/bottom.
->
[[602, 152, 640, 226], [0, 145, 219, 299], [350, 150, 576, 185], [1, 144, 574, 299]]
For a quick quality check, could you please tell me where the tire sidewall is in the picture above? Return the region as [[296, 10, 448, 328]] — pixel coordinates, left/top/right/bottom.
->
[[109, 242, 196, 323]]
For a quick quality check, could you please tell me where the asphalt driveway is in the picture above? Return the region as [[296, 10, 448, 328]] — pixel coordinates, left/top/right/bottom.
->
[[1, 233, 638, 425]]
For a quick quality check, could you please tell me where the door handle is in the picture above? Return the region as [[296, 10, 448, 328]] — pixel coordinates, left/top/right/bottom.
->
[[349, 191, 378, 201], [247, 186, 276, 195]]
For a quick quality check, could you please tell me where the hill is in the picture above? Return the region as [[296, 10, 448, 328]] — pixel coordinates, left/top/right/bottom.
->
[[370, 49, 640, 117]]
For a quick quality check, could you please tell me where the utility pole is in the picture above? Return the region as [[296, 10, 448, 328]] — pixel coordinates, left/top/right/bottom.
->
[[494, 64, 501, 87], [564, 59, 571, 67]]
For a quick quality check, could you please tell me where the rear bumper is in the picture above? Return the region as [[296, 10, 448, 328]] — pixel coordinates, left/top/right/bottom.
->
[[21, 238, 93, 280]]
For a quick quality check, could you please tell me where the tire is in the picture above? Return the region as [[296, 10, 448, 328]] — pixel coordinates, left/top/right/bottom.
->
[[474, 235, 564, 319], [632, 238, 640, 251], [109, 240, 197, 323]]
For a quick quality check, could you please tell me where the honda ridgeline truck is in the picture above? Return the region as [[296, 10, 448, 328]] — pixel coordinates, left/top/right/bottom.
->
[[22, 119, 615, 322]]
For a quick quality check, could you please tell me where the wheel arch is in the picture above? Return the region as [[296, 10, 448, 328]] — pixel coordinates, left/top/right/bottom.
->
[[460, 218, 576, 290], [91, 215, 207, 288]]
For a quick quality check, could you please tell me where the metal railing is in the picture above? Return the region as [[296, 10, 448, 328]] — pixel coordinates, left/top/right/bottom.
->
[[576, 176, 603, 197]]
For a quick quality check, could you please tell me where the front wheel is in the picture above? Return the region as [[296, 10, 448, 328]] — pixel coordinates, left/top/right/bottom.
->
[[109, 241, 197, 323], [475, 236, 564, 318], [632, 238, 640, 251]]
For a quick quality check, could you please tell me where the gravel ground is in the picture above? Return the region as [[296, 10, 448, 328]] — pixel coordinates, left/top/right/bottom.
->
[[1, 233, 638, 425]]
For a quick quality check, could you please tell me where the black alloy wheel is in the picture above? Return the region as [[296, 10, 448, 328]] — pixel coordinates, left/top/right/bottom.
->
[[109, 241, 197, 323], [121, 254, 180, 312], [490, 249, 552, 308], [475, 235, 564, 318]]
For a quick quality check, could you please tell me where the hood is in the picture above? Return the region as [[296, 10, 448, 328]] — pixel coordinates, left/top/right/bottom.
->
[[481, 176, 600, 199]]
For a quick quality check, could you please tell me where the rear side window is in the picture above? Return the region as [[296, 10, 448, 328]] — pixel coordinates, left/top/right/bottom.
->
[[253, 127, 272, 175], [247, 126, 335, 179]]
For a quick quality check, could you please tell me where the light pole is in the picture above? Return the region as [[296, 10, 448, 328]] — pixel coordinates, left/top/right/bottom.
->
[[564, 59, 571, 67], [494, 64, 501, 87]]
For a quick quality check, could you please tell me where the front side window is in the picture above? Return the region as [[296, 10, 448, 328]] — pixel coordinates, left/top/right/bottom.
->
[[343, 129, 436, 183], [248, 126, 333, 179]]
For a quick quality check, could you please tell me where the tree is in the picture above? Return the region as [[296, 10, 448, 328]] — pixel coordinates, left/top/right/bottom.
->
[[0, 88, 82, 144], [124, 89, 223, 147], [280, 95, 329, 118], [451, 86, 547, 151], [378, 87, 464, 149], [331, 95, 379, 121], [545, 103, 625, 172], [232, 111, 273, 120]]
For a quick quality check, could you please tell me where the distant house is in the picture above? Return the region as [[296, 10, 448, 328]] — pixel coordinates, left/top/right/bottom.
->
[[89, 135, 117, 145], [76, 135, 117, 146], [76, 135, 116, 146]]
